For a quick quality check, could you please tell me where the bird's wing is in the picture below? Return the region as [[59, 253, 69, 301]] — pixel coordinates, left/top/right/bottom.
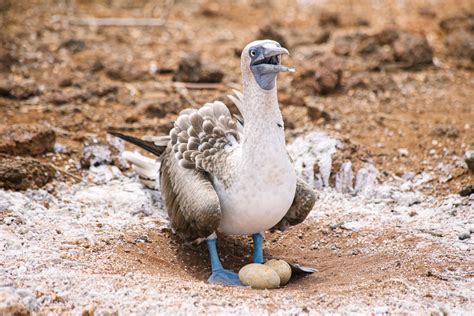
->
[[160, 145, 221, 240], [271, 177, 317, 231], [170, 100, 241, 176], [108, 130, 222, 241]]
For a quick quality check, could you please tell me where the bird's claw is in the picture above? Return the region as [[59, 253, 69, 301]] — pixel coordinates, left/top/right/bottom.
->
[[208, 269, 246, 287]]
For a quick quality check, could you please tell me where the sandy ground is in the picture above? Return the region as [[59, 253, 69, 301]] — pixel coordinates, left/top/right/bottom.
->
[[1, 132, 473, 314], [1, 0, 473, 315]]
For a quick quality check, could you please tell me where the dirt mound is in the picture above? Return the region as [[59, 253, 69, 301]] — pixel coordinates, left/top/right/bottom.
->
[[333, 29, 432, 69], [0, 155, 55, 190], [0, 124, 55, 156]]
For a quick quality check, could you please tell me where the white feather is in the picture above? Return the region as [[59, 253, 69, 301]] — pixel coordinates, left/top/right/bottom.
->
[[122, 151, 160, 189]]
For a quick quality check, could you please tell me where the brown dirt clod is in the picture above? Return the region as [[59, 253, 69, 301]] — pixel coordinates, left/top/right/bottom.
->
[[173, 53, 224, 83], [293, 54, 343, 95], [0, 154, 56, 191], [0, 124, 56, 156]]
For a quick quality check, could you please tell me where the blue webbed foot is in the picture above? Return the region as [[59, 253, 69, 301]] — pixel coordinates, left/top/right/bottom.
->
[[208, 268, 244, 287]]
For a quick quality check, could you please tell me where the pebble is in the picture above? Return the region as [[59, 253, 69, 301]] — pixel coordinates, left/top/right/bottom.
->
[[238, 263, 280, 289], [3, 217, 15, 225], [173, 53, 224, 83], [398, 148, 409, 157], [264, 259, 292, 285], [458, 232, 471, 240]]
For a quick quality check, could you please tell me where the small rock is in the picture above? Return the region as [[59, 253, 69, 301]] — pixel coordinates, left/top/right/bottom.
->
[[0, 80, 41, 100], [294, 54, 343, 95], [73, 49, 105, 73], [444, 29, 474, 66], [198, 65, 225, 83], [418, 7, 437, 18], [136, 97, 181, 119], [173, 53, 224, 83], [375, 29, 400, 45], [238, 263, 280, 289], [306, 103, 332, 122], [0, 155, 56, 191], [458, 232, 471, 240], [319, 11, 340, 28], [199, 3, 220, 17], [0, 124, 56, 156], [432, 124, 460, 138], [60, 39, 86, 53], [398, 148, 409, 157], [258, 24, 288, 48], [464, 150, 474, 172], [355, 18, 370, 27], [105, 59, 150, 82], [313, 30, 331, 44], [80, 141, 124, 169], [3, 217, 16, 225], [57, 73, 74, 88], [265, 259, 292, 285], [393, 33, 433, 66]]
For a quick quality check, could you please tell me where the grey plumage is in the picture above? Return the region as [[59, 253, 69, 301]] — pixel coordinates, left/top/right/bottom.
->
[[271, 178, 317, 231]]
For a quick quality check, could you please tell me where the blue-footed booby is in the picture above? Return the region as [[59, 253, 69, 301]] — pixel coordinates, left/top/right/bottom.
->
[[109, 40, 316, 286]]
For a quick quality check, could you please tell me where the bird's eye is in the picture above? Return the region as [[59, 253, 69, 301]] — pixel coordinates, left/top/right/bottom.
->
[[250, 50, 256, 57]]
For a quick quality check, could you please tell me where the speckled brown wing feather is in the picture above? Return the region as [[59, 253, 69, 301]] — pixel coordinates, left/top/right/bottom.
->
[[272, 177, 317, 231], [170, 101, 240, 175], [160, 146, 222, 241]]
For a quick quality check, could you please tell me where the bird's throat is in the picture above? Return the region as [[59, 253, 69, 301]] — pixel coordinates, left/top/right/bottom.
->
[[241, 86, 287, 168]]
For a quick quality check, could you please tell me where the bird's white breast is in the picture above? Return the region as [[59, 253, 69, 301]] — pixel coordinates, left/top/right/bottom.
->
[[214, 146, 297, 235]]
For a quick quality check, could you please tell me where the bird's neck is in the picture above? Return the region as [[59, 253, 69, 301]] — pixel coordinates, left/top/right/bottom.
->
[[240, 83, 287, 166]]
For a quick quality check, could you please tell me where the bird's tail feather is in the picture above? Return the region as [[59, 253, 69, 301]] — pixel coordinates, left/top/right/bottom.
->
[[122, 151, 160, 189], [108, 130, 165, 190], [108, 130, 167, 157]]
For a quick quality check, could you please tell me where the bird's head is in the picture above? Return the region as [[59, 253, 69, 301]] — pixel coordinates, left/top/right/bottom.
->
[[241, 39, 294, 91]]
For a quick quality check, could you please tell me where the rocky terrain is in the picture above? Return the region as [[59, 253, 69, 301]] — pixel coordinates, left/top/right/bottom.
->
[[0, 0, 473, 315]]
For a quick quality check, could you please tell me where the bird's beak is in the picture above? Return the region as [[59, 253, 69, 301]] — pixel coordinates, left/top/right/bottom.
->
[[252, 44, 295, 73], [263, 46, 289, 58]]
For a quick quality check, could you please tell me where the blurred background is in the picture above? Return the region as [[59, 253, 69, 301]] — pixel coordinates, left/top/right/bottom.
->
[[0, 0, 472, 195]]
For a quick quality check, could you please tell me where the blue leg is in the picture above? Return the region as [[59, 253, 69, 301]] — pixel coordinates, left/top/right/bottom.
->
[[206, 238, 244, 286], [252, 233, 264, 264]]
